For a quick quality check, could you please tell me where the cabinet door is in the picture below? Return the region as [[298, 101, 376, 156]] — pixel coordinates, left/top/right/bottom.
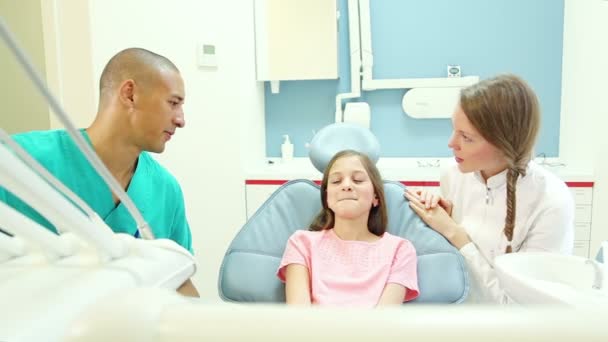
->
[[570, 188, 593, 205], [245, 184, 281, 219], [574, 223, 591, 241], [255, 0, 338, 81], [569, 187, 593, 259], [574, 205, 592, 223], [573, 240, 590, 258]]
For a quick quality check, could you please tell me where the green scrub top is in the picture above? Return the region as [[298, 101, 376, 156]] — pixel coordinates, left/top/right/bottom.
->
[[0, 129, 192, 252]]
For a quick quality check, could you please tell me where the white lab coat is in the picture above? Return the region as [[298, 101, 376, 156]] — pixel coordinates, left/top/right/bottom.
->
[[441, 161, 575, 303]]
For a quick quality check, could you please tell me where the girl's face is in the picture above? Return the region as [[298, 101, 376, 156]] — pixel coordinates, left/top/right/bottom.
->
[[448, 104, 508, 180], [326, 155, 378, 220]]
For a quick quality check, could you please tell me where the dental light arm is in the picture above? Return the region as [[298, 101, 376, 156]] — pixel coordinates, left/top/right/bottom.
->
[[0, 18, 154, 240], [0, 129, 97, 219], [0, 231, 25, 259], [0, 143, 126, 259], [0, 201, 75, 259]]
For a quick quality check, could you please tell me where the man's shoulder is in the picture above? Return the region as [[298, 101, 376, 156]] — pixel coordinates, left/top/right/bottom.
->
[[10, 129, 76, 166], [12, 129, 68, 152]]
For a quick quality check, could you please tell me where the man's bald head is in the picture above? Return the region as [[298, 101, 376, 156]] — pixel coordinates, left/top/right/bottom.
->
[[98, 48, 179, 106]]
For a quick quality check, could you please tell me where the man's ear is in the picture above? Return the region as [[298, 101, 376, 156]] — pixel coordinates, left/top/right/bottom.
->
[[118, 79, 136, 108]]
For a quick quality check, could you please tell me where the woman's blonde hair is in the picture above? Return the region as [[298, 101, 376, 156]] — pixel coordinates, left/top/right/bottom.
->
[[309, 150, 387, 236], [460, 74, 540, 253]]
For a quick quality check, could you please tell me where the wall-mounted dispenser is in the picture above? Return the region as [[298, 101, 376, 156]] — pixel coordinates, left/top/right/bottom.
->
[[344, 102, 370, 129], [402, 87, 462, 119]]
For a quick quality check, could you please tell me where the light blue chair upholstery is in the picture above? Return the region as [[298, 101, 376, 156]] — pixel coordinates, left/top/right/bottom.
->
[[218, 122, 469, 304], [218, 179, 469, 303]]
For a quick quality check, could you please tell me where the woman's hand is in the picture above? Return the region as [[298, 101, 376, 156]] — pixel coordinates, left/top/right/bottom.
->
[[404, 190, 470, 249], [404, 188, 453, 215]]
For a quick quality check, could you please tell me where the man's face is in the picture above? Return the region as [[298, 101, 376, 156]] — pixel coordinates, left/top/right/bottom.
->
[[131, 69, 185, 153]]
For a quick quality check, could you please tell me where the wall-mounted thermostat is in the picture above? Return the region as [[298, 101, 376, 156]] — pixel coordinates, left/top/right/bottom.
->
[[197, 43, 217, 68]]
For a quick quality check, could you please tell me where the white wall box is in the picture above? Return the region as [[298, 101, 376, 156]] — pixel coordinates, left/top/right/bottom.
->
[[254, 0, 339, 84]]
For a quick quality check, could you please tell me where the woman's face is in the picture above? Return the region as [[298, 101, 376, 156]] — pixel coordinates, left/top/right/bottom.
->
[[448, 105, 508, 180]]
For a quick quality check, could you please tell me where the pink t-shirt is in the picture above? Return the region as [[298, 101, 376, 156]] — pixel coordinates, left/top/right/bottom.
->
[[277, 229, 419, 307]]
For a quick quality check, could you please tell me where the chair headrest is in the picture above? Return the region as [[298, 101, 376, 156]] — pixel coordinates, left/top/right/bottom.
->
[[308, 123, 380, 173]]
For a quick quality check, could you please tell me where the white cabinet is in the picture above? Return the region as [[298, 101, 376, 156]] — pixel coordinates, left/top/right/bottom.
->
[[254, 0, 338, 83], [571, 187, 593, 204], [575, 223, 591, 243], [245, 183, 281, 219], [573, 241, 590, 260], [570, 188, 594, 258]]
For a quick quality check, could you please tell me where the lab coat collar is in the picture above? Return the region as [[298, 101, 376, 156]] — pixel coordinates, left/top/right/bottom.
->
[[473, 169, 507, 189], [472, 163, 531, 189]]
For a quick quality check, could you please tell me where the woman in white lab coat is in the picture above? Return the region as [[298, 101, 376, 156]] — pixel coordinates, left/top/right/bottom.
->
[[404, 74, 574, 303]]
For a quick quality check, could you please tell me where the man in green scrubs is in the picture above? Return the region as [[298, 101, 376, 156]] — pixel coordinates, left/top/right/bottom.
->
[[0, 48, 198, 296]]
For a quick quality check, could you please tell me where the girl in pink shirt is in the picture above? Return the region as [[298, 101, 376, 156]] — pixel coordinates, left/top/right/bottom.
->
[[277, 150, 419, 307]]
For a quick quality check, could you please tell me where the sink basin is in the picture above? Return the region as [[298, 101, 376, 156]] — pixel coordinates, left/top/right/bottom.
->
[[494, 252, 608, 306]]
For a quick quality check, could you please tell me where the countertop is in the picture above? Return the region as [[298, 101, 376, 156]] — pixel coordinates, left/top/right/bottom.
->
[[245, 158, 595, 184]]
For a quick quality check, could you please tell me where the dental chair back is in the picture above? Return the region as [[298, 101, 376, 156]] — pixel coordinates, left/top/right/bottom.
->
[[218, 123, 469, 304]]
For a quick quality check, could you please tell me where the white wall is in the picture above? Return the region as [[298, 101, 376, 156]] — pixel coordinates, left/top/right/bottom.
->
[[41, 0, 96, 129], [87, 0, 265, 299], [560, 0, 604, 172], [561, 0, 608, 255], [0, 0, 95, 133], [593, 0, 608, 256]]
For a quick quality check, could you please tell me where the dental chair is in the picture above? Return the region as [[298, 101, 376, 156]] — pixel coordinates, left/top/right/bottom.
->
[[218, 123, 469, 304]]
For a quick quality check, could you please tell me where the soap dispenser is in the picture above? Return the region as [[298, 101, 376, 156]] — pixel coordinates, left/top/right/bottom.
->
[[281, 134, 294, 162]]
